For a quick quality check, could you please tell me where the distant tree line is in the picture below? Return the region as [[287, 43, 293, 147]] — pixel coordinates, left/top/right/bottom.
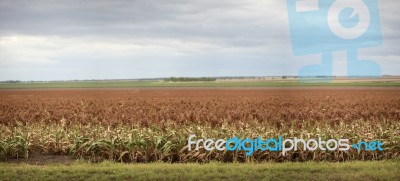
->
[[164, 77, 216, 82], [0, 80, 21, 83]]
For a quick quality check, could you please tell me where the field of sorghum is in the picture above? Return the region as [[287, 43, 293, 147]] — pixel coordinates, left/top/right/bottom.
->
[[0, 88, 399, 162]]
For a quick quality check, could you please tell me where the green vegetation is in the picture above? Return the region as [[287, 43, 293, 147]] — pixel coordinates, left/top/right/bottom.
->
[[0, 80, 399, 89], [165, 77, 217, 82], [0, 160, 398, 181], [1, 120, 399, 162]]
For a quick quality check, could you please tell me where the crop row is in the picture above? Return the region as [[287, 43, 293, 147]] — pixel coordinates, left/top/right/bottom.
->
[[0, 119, 399, 162]]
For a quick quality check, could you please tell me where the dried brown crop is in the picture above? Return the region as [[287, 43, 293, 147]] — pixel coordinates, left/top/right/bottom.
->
[[0, 88, 399, 162], [0, 88, 399, 126]]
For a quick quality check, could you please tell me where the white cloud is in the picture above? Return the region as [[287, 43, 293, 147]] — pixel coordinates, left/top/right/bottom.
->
[[0, 36, 57, 65]]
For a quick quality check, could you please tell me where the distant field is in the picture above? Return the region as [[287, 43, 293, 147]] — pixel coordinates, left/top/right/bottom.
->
[[0, 79, 400, 89], [0, 160, 398, 181]]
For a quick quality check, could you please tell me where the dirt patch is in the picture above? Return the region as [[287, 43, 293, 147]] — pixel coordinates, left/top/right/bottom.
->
[[4, 154, 75, 165]]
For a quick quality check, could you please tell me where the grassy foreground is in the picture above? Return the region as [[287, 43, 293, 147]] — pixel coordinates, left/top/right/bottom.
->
[[0, 160, 398, 181]]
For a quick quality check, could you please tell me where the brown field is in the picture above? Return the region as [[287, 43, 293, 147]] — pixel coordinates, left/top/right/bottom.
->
[[0, 88, 399, 162], [1, 88, 399, 126]]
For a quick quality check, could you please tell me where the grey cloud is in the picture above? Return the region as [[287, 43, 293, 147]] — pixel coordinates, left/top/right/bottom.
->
[[0, 0, 287, 48], [0, 0, 399, 80]]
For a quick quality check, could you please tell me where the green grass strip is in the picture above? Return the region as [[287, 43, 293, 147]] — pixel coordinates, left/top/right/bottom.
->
[[0, 160, 399, 181], [0, 80, 400, 89]]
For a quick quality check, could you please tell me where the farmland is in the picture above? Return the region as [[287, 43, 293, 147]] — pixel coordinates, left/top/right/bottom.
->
[[0, 88, 399, 163], [0, 78, 400, 89]]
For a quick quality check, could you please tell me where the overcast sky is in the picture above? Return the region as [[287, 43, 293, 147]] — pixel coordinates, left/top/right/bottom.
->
[[0, 0, 399, 81]]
